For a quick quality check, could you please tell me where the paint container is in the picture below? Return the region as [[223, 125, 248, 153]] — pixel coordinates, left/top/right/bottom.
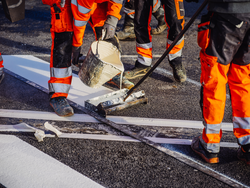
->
[[78, 40, 124, 88], [2, 0, 25, 22]]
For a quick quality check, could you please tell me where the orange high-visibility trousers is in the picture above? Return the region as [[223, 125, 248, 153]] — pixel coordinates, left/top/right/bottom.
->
[[134, 0, 184, 66], [198, 12, 250, 153], [43, 0, 74, 99]]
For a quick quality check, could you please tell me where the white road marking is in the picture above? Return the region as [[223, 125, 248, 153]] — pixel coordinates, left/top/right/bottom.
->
[[0, 109, 234, 131], [0, 124, 238, 148], [31, 54, 230, 98], [2, 55, 112, 107], [0, 134, 104, 188]]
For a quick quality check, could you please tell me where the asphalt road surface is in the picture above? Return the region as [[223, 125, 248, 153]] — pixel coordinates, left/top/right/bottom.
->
[[0, 0, 249, 188]]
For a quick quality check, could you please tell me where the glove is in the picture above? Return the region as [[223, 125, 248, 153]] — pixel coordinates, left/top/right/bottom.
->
[[102, 15, 118, 40], [102, 24, 116, 40], [185, 0, 199, 3], [71, 46, 81, 67]]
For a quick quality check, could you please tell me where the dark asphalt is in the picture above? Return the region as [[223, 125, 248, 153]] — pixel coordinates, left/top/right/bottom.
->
[[0, 0, 249, 188]]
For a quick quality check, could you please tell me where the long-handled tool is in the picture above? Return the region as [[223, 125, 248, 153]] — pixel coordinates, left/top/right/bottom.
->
[[124, 0, 208, 101], [86, 0, 208, 117]]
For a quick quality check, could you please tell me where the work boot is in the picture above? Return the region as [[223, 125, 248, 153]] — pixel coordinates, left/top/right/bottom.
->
[[237, 144, 250, 165], [50, 97, 74, 117], [151, 7, 167, 35], [107, 74, 134, 89], [169, 57, 187, 83], [124, 61, 151, 79], [191, 136, 219, 164], [116, 15, 135, 41], [0, 73, 4, 84]]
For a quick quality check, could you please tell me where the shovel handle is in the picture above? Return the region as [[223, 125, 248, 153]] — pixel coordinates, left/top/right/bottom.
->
[[124, 0, 209, 101]]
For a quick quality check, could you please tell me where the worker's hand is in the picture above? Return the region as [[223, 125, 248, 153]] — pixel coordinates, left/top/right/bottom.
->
[[102, 15, 118, 40], [102, 24, 116, 40], [185, 0, 198, 3], [71, 46, 81, 67]]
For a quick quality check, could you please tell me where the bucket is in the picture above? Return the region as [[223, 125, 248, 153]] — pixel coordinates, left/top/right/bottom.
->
[[78, 40, 124, 88], [2, 0, 25, 22]]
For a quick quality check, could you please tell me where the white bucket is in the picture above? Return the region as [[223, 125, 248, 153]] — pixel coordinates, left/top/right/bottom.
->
[[78, 40, 124, 89]]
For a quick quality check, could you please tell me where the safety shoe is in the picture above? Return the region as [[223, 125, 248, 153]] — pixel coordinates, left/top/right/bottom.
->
[[50, 97, 74, 117], [116, 15, 135, 41], [124, 61, 151, 79], [152, 7, 167, 35], [107, 74, 134, 89], [191, 136, 219, 164], [169, 57, 187, 83], [0, 73, 4, 84], [237, 144, 250, 165]]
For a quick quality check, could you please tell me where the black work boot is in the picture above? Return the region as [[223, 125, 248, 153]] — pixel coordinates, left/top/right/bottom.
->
[[169, 57, 187, 83], [50, 97, 74, 117], [237, 144, 250, 165], [191, 136, 219, 164], [116, 15, 135, 40], [0, 73, 4, 84], [124, 61, 151, 79], [152, 7, 167, 35]]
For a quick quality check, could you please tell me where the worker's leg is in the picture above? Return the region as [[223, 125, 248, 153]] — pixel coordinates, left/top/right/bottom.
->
[[161, 0, 186, 82]]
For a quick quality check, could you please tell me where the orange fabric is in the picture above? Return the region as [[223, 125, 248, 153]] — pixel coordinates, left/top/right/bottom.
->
[[234, 128, 250, 139], [200, 52, 230, 125], [228, 63, 250, 118], [198, 21, 210, 50], [148, 7, 152, 42], [0, 53, 3, 68], [49, 76, 72, 85], [136, 47, 152, 59], [49, 2, 74, 33], [167, 39, 184, 55], [51, 92, 68, 98], [72, 0, 122, 47], [174, 0, 184, 20], [202, 129, 222, 144]]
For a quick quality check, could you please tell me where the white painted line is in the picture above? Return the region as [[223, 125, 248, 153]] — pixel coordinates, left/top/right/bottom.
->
[[0, 134, 104, 188], [0, 109, 233, 131], [2, 55, 112, 107], [0, 125, 238, 148]]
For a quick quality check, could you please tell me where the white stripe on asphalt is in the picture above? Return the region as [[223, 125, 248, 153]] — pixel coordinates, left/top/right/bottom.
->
[[0, 124, 238, 148], [0, 134, 104, 188], [33, 54, 230, 98], [2, 55, 112, 107], [0, 109, 234, 131]]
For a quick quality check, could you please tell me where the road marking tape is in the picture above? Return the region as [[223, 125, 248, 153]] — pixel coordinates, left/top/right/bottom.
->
[[0, 123, 238, 148], [0, 109, 233, 131]]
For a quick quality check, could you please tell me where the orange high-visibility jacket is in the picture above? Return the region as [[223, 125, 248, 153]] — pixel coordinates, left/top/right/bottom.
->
[[71, 0, 122, 47]]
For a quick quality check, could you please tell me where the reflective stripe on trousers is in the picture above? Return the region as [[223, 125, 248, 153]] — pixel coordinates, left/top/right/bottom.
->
[[135, 0, 184, 66], [200, 54, 250, 153], [49, 32, 73, 99], [199, 12, 250, 153]]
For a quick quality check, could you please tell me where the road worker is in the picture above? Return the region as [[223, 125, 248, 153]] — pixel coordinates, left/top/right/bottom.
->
[[42, 0, 131, 117], [123, 0, 187, 83], [0, 53, 4, 84], [116, 0, 167, 40], [191, 0, 250, 165]]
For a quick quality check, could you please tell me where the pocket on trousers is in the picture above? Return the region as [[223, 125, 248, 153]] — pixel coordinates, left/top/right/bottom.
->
[[197, 14, 212, 50], [51, 6, 73, 33]]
